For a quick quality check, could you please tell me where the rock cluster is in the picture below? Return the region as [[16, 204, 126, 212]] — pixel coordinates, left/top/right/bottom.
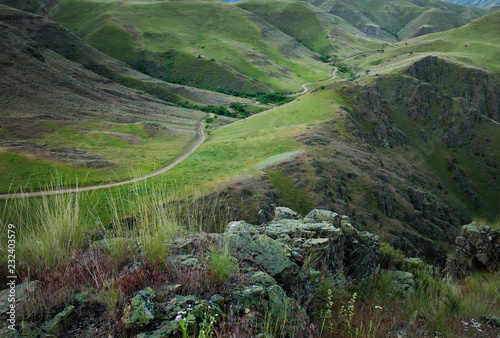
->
[[141, 207, 379, 336], [1, 207, 381, 337], [445, 222, 500, 279]]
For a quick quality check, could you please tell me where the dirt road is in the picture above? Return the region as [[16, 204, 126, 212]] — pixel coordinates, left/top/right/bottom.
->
[[288, 66, 338, 97], [0, 62, 344, 199], [0, 114, 214, 199]]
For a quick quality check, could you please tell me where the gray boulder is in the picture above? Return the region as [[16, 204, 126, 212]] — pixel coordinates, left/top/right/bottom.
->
[[445, 222, 500, 279]]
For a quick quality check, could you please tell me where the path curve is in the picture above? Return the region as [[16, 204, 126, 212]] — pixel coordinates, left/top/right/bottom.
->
[[288, 66, 338, 97], [0, 114, 214, 199]]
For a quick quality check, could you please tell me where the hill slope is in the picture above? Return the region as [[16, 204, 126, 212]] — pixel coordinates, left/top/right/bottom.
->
[[0, 5, 216, 192], [44, 0, 332, 93], [354, 11, 500, 75], [443, 0, 500, 8], [299, 0, 487, 41], [235, 0, 385, 59]]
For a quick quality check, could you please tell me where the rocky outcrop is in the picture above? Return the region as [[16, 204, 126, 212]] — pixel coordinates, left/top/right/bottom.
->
[[406, 56, 500, 123], [445, 222, 500, 279], [7, 207, 382, 336]]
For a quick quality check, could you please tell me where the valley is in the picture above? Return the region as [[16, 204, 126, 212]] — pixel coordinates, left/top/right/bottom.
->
[[0, 0, 499, 336]]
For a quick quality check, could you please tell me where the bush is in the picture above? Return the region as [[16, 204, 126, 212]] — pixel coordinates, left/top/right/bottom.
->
[[256, 92, 288, 105], [201, 105, 236, 118], [229, 102, 251, 118]]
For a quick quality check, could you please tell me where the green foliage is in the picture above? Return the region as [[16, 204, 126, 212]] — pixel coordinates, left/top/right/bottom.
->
[[338, 292, 358, 337], [94, 278, 122, 318], [209, 244, 235, 282], [201, 105, 236, 118], [332, 63, 355, 80], [379, 242, 406, 270], [256, 92, 289, 105], [229, 102, 251, 118], [320, 54, 331, 63]]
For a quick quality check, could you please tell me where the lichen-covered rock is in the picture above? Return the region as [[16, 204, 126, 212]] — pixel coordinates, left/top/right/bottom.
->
[[168, 254, 201, 269], [20, 322, 43, 337], [262, 219, 345, 272], [390, 271, 415, 297], [231, 284, 310, 337], [445, 222, 500, 279], [148, 295, 222, 337], [226, 230, 311, 304], [344, 229, 380, 281], [0, 280, 37, 315], [122, 287, 155, 331], [40, 305, 75, 335], [170, 233, 219, 255], [304, 209, 341, 227], [274, 207, 301, 221], [251, 271, 277, 286], [226, 220, 260, 234], [339, 216, 358, 237]]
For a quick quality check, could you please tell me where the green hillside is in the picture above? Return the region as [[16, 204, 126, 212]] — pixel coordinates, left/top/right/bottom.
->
[[300, 0, 487, 41], [235, 0, 384, 59], [444, 0, 500, 8], [0, 5, 215, 192], [46, 0, 332, 93], [354, 11, 500, 75]]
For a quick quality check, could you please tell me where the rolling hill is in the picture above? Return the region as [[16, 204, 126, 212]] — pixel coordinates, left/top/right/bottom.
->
[[354, 11, 500, 75], [443, 0, 500, 8], [43, 0, 333, 93], [234, 0, 385, 59], [299, 0, 487, 41], [0, 5, 241, 192]]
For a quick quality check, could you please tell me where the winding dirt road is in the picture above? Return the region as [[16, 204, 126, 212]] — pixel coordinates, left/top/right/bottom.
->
[[0, 114, 214, 199], [1, 61, 346, 199], [288, 66, 338, 97]]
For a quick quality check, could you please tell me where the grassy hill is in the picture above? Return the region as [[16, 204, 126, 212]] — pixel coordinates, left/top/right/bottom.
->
[[0, 5, 221, 192], [443, 0, 500, 8], [354, 11, 500, 75], [44, 0, 332, 93], [235, 0, 384, 59], [0, 0, 498, 260], [299, 0, 487, 41]]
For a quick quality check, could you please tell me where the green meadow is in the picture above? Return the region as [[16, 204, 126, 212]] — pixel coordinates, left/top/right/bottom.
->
[[50, 0, 332, 93], [0, 120, 197, 194]]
